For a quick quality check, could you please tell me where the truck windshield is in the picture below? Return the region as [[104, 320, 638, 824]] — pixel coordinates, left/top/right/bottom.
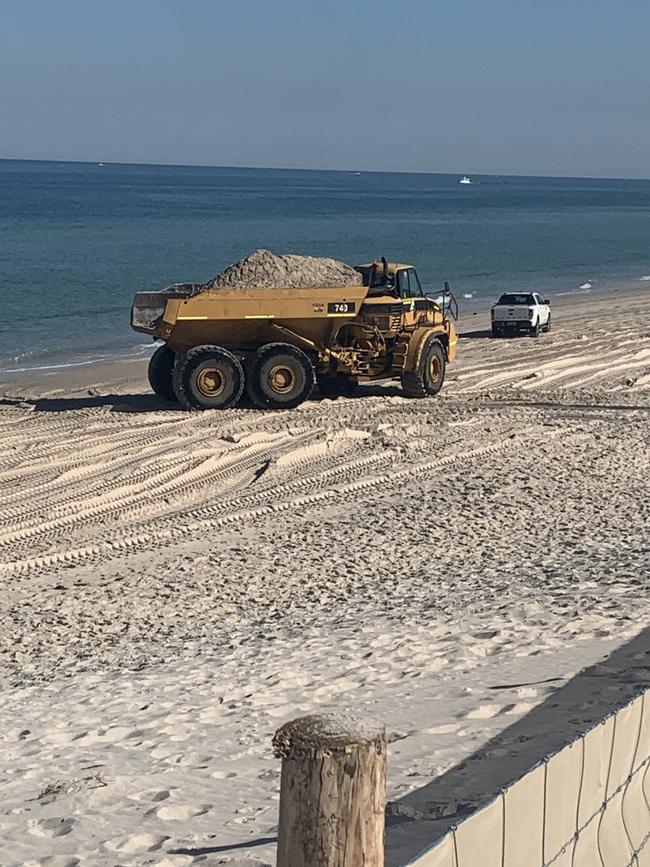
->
[[497, 293, 535, 305]]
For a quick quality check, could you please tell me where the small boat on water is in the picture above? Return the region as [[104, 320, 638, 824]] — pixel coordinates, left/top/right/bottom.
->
[[458, 176, 472, 185]]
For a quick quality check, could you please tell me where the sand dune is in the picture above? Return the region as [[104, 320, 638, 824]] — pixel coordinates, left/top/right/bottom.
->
[[0, 288, 648, 865]]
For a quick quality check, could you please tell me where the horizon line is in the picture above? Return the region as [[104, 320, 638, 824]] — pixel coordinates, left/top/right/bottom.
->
[[1, 156, 649, 183]]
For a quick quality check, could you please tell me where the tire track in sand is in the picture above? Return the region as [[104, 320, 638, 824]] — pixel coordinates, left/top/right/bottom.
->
[[0, 429, 567, 577], [0, 431, 324, 559]]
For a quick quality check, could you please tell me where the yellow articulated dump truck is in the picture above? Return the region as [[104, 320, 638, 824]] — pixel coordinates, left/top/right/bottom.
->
[[131, 258, 458, 410]]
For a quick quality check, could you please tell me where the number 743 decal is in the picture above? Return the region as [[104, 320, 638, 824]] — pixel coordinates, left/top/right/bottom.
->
[[327, 301, 356, 315]]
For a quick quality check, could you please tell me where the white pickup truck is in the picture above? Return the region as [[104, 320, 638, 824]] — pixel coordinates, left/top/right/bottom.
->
[[491, 291, 551, 337]]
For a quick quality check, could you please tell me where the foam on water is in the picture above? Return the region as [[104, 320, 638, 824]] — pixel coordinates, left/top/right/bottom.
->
[[0, 345, 155, 376], [1, 159, 650, 372], [0, 357, 114, 375]]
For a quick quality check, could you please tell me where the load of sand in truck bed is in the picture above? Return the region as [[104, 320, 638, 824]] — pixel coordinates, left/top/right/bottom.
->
[[203, 249, 363, 291]]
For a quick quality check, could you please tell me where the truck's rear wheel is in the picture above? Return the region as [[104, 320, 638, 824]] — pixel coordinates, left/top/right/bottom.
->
[[246, 343, 314, 409], [317, 373, 359, 399], [173, 345, 244, 410], [401, 339, 446, 398], [148, 344, 176, 401]]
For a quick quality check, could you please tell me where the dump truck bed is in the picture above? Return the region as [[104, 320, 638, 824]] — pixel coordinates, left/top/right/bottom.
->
[[132, 284, 370, 353]]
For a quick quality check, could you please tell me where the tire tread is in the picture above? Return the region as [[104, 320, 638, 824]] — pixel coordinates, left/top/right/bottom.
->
[[173, 345, 244, 410], [246, 343, 314, 409], [148, 344, 176, 401], [401, 338, 445, 398]]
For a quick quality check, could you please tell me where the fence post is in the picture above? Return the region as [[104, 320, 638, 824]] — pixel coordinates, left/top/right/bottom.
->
[[273, 712, 387, 867]]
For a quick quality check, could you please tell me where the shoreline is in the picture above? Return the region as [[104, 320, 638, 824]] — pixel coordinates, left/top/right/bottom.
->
[[2, 283, 648, 395]]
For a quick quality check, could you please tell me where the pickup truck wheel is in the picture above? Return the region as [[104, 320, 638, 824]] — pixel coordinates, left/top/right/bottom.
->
[[148, 344, 176, 401], [173, 345, 244, 410], [491, 324, 501, 338], [317, 374, 359, 399], [531, 320, 541, 337], [401, 339, 446, 397], [543, 315, 551, 333], [246, 343, 314, 409]]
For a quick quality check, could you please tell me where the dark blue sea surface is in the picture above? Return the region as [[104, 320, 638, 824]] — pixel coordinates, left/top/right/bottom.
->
[[1, 160, 649, 372]]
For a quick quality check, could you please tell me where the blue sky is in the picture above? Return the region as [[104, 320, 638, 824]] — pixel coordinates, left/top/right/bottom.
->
[[1, 0, 648, 176]]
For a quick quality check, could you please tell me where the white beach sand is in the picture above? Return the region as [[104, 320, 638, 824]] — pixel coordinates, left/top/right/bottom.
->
[[0, 289, 648, 866]]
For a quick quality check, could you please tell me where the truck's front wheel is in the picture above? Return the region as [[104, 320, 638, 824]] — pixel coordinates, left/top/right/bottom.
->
[[148, 344, 176, 401], [173, 345, 244, 410], [401, 339, 446, 397], [246, 343, 314, 409]]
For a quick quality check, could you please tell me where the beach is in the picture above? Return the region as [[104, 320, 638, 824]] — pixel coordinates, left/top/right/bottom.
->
[[4, 160, 650, 378], [0, 287, 649, 866]]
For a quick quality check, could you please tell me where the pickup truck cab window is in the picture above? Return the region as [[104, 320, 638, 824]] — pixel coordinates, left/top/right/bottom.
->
[[497, 293, 536, 305]]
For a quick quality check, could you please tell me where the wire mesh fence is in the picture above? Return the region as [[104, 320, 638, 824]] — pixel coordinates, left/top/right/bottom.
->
[[406, 688, 650, 867]]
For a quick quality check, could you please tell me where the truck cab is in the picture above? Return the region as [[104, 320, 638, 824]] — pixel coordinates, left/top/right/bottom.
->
[[354, 259, 458, 352]]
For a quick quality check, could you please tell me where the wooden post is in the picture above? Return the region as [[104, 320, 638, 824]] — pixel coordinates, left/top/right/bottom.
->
[[273, 712, 386, 867]]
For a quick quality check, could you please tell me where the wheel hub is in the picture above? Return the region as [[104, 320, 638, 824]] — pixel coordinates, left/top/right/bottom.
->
[[429, 355, 440, 380], [269, 365, 295, 394], [196, 366, 225, 396]]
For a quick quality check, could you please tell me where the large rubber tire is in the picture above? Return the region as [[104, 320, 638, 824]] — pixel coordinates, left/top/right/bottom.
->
[[173, 345, 244, 410], [543, 315, 551, 333], [148, 344, 177, 401], [246, 343, 314, 409], [401, 339, 446, 398], [531, 320, 540, 337], [317, 373, 359, 399]]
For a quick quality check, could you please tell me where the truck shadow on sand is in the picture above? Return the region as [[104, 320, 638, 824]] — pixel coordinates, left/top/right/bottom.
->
[[0, 383, 406, 414], [0, 394, 174, 413], [458, 328, 539, 339], [384, 625, 650, 866], [458, 328, 495, 339]]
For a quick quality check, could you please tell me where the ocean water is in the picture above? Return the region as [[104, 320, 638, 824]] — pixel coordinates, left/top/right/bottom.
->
[[1, 159, 649, 373]]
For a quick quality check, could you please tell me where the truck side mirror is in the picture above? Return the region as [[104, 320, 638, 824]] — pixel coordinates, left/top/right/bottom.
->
[[543, 298, 550, 305]]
